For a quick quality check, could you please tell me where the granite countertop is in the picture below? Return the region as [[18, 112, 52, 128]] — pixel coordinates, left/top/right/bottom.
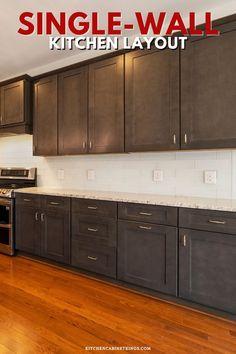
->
[[14, 187, 236, 212]]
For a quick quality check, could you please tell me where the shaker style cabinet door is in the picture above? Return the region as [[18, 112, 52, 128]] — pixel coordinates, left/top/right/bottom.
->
[[179, 228, 236, 314], [181, 21, 236, 149], [15, 196, 41, 256], [118, 220, 178, 295], [33, 75, 58, 156], [0, 80, 25, 125], [88, 55, 124, 153], [58, 67, 88, 155], [41, 208, 70, 264], [125, 48, 179, 152]]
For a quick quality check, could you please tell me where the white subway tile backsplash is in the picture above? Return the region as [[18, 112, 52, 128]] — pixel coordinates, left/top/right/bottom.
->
[[0, 135, 235, 199]]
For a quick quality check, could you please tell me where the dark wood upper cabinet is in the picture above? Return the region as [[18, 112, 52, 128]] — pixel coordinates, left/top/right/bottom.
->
[[58, 67, 88, 155], [33, 75, 58, 156], [88, 55, 124, 153], [0, 77, 32, 134], [181, 21, 236, 149], [125, 48, 179, 152]]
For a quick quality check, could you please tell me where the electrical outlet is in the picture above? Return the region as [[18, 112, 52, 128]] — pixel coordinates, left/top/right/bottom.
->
[[87, 169, 95, 181], [57, 169, 65, 180], [204, 170, 217, 184], [153, 169, 163, 182]]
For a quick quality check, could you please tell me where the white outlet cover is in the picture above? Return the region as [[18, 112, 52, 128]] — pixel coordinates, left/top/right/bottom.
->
[[57, 169, 65, 180], [204, 170, 217, 184], [87, 169, 96, 181], [153, 169, 163, 183]]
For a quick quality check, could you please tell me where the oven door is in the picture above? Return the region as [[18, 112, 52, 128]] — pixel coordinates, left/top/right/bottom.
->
[[0, 198, 14, 255]]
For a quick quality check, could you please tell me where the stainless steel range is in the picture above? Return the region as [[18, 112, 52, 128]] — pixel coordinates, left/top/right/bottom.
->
[[0, 167, 36, 255]]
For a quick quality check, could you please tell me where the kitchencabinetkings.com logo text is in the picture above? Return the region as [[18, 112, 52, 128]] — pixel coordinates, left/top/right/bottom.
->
[[17, 11, 220, 50]]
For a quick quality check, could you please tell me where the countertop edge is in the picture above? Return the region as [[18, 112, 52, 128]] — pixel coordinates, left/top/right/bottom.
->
[[14, 188, 236, 213]]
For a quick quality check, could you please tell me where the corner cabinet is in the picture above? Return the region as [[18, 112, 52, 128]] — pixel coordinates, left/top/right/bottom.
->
[[125, 48, 179, 152], [181, 20, 236, 149], [0, 76, 32, 134], [33, 75, 58, 156], [88, 56, 124, 153]]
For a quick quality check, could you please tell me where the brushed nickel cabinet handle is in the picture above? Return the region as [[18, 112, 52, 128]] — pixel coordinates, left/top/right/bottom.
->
[[87, 256, 98, 261], [87, 206, 98, 210], [184, 133, 188, 144], [88, 228, 98, 232], [139, 225, 152, 230], [50, 202, 60, 205], [89, 141, 92, 149], [208, 220, 226, 225], [139, 212, 152, 216], [83, 141, 86, 149], [41, 213, 45, 222], [181, 235, 187, 247], [35, 212, 39, 221], [23, 198, 31, 202], [173, 134, 176, 145]]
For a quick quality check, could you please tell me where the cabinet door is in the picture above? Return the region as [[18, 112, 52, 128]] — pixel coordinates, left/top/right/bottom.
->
[[0, 80, 25, 126], [33, 75, 58, 156], [179, 228, 236, 314], [58, 67, 88, 155], [125, 48, 179, 152], [15, 203, 41, 256], [41, 208, 70, 264], [181, 21, 236, 149], [118, 220, 177, 295], [88, 56, 124, 153]]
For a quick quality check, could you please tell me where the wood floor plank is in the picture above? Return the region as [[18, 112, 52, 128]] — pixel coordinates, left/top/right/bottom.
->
[[0, 255, 235, 353]]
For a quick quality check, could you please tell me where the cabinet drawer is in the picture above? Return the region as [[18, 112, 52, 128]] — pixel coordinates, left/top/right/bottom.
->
[[16, 193, 41, 208], [72, 215, 117, 247], [118, 202, 177, 226], [72, 198, 117, 218], [71, 241, 116, 278], [43, 195, 70, 211], [179, 208, 236, 235]]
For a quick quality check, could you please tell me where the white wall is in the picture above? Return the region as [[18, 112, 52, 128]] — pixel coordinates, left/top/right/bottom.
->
[[0, 135, 235, 199]]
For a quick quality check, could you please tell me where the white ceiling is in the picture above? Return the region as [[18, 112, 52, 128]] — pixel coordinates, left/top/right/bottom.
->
[[0, 0, 235, 81]]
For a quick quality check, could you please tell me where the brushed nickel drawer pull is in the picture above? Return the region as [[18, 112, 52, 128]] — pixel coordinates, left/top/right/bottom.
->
[[50, 202, 60, 205], [139, 212, 152, 216], [87, 206, 98, 210], [208, 220, 226, 225], [23, 198, 31, 202], [139, 225, 152, 230], [87, 256, 98, 261], [88, 228, 98, 232]]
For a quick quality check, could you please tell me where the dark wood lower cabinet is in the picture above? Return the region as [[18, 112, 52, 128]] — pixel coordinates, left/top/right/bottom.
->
[[41, 208, 70, 264], [179, 228, 236, 314], [15, 194, 70, 264], [71, 240, 116, 278], [15, 203, 41, 256], [117, 220, 178, 295]]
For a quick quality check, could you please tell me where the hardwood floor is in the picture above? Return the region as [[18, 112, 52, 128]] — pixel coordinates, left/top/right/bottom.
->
[[0, 255, 235, 354]]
